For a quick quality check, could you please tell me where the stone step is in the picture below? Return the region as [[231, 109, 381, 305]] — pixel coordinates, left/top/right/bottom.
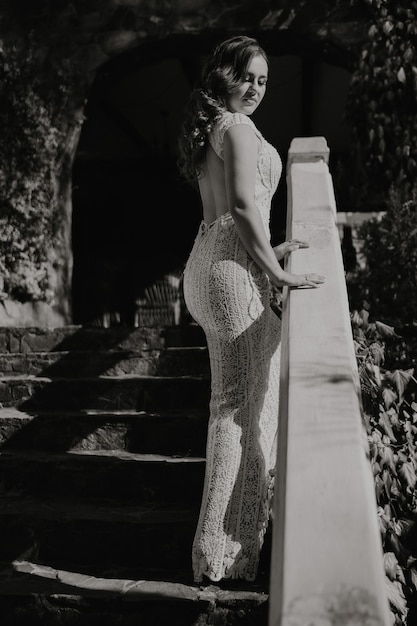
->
[[0, 563, 268, 626], [0, 449, 205, 503], [0, 326, 166, 354], [159, 346, 209, 377], [0, 408, 208, 456], [0, 346, 210, 378], [0, 494, 198, 577], [0, 374, 210, 411], [0, 324, 206, 355]]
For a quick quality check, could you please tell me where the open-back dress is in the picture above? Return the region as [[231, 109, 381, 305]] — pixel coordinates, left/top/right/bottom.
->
[[183, 110, 282, 582]]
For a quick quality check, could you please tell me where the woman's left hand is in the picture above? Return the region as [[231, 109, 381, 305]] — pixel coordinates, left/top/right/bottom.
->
[[273, 239, 309, 261]]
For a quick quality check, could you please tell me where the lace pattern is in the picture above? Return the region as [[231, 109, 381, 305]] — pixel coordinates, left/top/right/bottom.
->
[[183, 111, 282, 583]]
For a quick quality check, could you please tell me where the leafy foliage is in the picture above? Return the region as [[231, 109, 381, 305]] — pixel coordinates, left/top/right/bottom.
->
[[353, 308, 417, 624], [347, 0, 417, 204], [0, 42, 56, 301], [347, 187, 417, 333], [0, 38, 78, 302]]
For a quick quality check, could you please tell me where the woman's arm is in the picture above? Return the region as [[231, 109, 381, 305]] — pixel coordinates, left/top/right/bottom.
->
[[223, 124, 324, 288]]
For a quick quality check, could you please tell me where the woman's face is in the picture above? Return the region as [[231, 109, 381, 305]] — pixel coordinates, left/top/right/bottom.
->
[[226, 53, 268, 116]]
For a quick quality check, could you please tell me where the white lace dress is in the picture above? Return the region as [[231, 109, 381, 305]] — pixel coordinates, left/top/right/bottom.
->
[[183, 111, 282, 583]]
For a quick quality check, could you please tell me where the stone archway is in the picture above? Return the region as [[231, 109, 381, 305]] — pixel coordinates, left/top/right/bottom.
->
[[71, 29, 355, 326]]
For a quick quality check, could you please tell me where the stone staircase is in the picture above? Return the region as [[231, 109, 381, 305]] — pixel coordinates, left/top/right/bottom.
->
[[0, 324, 269, 625]]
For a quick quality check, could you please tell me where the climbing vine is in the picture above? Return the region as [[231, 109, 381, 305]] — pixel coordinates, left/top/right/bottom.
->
[[0, 37, 79, 303], [347, 0, 417, 204]]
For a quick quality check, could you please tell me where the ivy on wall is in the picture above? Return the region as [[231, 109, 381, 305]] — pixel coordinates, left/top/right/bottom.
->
[[0, 38, 76, 303], [347, 0, 417, 204]]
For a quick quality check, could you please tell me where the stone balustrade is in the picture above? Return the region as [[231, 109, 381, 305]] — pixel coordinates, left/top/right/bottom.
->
[[269, 138, 391, 626]]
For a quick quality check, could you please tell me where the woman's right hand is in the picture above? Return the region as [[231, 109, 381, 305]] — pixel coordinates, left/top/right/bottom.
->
[[273, 272, 326, 289]]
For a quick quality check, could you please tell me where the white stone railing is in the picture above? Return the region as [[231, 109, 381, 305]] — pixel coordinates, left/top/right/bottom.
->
[[269, 138, 391, 626]]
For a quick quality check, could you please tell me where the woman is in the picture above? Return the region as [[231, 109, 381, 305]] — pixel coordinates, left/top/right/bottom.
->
[[178, 35, 324, 584]]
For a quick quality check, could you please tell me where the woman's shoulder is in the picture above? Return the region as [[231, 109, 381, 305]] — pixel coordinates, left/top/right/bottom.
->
[[210, 110, 259, 158], [214, 110, 256, 132]]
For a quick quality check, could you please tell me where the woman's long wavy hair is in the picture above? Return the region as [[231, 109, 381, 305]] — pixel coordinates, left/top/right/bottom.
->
[[178, 35, 268, 186]]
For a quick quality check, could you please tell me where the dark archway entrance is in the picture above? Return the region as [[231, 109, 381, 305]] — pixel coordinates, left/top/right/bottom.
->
[[72, 33, 352, 326], [72, 37, 203, 326]]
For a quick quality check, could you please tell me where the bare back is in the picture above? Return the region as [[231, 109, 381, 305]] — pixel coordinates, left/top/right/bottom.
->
[[198, 112, 261, 224], [198, 143, 230, 225]]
